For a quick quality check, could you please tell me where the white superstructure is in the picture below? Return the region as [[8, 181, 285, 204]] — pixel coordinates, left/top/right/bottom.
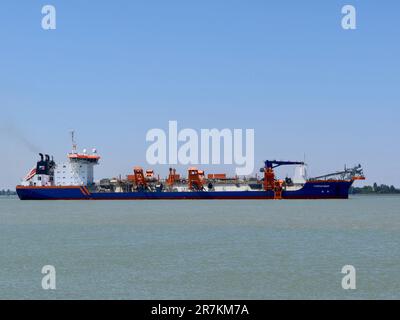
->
[[54, 150, 99, 186], [20, 131, 100, 187]]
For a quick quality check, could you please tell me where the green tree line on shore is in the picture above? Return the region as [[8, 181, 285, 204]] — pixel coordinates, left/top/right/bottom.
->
[[350, 183, 400, 194], [0, 189, 17, 196]]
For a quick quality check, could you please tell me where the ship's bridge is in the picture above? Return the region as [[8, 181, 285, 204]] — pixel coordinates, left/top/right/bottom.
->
[[55, 150, 100, 187], [67, 152, 101, 163], [55, 131, 101, 187]]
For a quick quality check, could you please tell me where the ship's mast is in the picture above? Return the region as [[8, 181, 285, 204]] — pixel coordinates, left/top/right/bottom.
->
[[70, 130, 77, 154]]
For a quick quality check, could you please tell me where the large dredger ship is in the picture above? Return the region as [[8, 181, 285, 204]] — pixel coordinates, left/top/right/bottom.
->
[[16, 135, 365, 200]]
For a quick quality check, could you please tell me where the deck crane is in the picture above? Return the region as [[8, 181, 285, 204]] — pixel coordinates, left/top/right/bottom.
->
[[309, 164, 365, 181], [132, 167, 148, 191], [261, 160, 305, 198], [264, 160, 305, 170]]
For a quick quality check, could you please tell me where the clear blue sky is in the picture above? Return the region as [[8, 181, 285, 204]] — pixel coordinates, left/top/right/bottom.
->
[[1, 0, 399, 189]]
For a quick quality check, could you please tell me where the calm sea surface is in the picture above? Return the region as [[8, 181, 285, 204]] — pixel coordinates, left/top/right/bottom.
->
[[0, 195, 399, 300]]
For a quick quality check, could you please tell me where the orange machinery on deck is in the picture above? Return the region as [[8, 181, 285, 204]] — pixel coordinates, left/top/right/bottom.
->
[[129, 167, 147, 189], [207, 173, 227, 180], [188, 167, 205, 191], [262, 166, 283, 199], [166, 168, 180, 186], [262, 162, 299, 200], [263, 167, 275, 191]]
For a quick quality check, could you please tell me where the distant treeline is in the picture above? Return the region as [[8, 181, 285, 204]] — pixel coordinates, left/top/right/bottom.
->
[[350, 183, 400, 194], [0, 189, 17, 196]]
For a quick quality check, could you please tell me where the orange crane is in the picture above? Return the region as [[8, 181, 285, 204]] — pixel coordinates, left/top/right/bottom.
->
[[262, 160, 304, 199], [188, 167, 205, 191], [166, 168, 180, 187], [133, 167, 147, 190]]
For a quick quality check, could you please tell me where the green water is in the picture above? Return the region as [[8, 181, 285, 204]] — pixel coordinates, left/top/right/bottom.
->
[[0, 195, 399, 300]]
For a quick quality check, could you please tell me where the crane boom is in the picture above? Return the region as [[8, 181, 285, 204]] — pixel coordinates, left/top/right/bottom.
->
[[261, 160, 305, 197], [264, 160, 305, 169]]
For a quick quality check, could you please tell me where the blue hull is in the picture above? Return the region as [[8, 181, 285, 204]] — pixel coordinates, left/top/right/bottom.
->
[[16, 181, 353, 200]]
